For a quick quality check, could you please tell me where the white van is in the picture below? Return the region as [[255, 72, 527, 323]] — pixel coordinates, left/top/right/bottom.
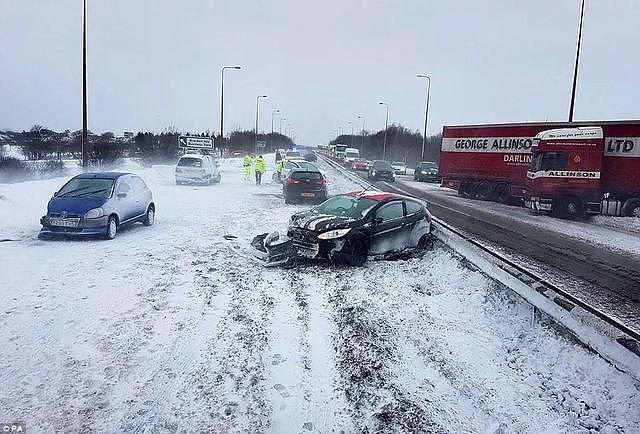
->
[[175, 154, 221, 185], [344, 148, 360, 163]]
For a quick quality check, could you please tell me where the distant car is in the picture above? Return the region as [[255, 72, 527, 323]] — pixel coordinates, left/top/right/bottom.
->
[[39, 172, 155, 240], [391, 161, 407, 175], [253, 191, 432, 266], [351, 158, 368, 171], [285, 150, 302, 160], [367, 160, 395, 182], [175, 154, 221, 185], [414, 161, 440, 182], [304, 153, 317, 162], [288, 157, 308, 165], [283, 168, 328, 204]]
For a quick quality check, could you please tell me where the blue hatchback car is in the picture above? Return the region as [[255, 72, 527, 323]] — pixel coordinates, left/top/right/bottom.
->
[[39, 172, 155, 240]]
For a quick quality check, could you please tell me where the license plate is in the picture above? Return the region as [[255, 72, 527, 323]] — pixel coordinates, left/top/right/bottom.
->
[[50, 217, 80, 228], [301, 192, 315, 197]]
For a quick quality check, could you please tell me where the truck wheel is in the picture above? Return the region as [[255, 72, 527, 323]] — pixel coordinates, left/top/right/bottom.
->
[[494, 183, 511, 203], [556, 196, 584, 220], [622, 198, 640, 217], [459, 181, 474, 198], [475, 181, 492, 200]]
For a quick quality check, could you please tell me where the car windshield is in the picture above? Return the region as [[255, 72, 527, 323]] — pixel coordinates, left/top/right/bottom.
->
[[313, 195, 377, 219], [346, 152, 359, 158], [393, 161, 405, 166], [420, 162, 438, 169], [57, 178, 115, 198], [178, 157, 202, 167], [373, 161, 393, 170], [286, 151, 301, 158]]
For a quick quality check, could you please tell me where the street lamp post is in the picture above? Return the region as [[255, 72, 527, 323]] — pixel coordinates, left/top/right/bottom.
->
[[280, 117, 286, 135], [220, 65, 242, 154], [271, 108, 279, 148], [357, 115, 365, 156], [81, 0, 88, 167], [378, 102, 389, 160], [255, 95, 268, 153], [417, 74, 431, 160], [348, 121, 354, 148], [569, 0, 585, 122]]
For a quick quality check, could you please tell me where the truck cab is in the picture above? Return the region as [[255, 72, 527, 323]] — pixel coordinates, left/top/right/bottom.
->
[[525, 126, 603, 218]]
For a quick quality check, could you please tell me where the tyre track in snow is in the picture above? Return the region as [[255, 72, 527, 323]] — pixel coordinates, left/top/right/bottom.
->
[[323, 267, 445, 433], [183, 247, 273, 433]]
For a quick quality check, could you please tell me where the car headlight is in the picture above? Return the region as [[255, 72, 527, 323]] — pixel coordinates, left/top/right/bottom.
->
[[317, 228, 351, 240], [84, 207, 104, 219]]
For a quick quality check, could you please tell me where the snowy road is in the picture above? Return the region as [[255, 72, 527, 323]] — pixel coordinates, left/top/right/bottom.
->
[[1, 158, 639, 433]]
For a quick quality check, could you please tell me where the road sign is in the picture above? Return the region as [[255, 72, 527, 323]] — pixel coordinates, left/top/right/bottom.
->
[[178, 136, 214, 149], [256, 141, 267, 148]]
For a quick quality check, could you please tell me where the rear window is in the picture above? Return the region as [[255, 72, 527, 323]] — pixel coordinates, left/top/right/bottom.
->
[[290, 171, 322, 180], [178, 157, 202, 167], [373, 161, 392, 170], [393, 161, 405, 166], [286, 151, 301, 158]]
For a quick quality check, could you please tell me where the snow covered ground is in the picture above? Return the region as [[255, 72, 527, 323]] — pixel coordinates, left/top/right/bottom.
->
[[1, 158, 639, 432], [393, 176, 640, 257]]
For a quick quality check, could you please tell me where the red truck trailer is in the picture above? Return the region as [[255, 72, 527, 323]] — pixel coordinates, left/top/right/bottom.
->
[[440, 121, 640, 213], [525, 123, 640, 218]]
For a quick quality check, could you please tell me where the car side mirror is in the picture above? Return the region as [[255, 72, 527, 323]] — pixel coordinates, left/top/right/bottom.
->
[[117, 192, 127, 199], [372, 217, 383, 226], [53, 191, 59, 197]]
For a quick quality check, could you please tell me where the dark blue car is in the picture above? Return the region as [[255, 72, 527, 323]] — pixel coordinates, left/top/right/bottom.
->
[[39, 172, 155, 240]]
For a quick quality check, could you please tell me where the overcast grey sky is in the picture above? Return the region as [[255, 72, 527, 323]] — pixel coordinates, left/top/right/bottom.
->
[[1, 1, 639, 144]]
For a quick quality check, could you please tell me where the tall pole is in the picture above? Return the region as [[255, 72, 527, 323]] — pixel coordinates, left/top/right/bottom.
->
[[271, 108, 279, 148], [357, 115, 365, 156], [379, 102, 389, 160], [417, 74, 431, 160], [280, 117, 286, 135], [255, 95, 267, 153], [348, 121, 354, 148], [81, 0, 87, 167], [220, 66, 242, 154], [569, 0, 585, 122]]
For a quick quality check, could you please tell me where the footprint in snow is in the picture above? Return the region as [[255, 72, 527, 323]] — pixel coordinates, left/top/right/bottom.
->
[[271, 353, 287, 365], [273, 383, 290, 398]]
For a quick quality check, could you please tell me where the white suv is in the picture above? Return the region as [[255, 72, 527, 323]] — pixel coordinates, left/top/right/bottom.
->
[[175, 154, 221, 185]]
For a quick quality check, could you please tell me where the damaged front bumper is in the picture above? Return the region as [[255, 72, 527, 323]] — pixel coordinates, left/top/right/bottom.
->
[[251, 231, 345, 267]]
